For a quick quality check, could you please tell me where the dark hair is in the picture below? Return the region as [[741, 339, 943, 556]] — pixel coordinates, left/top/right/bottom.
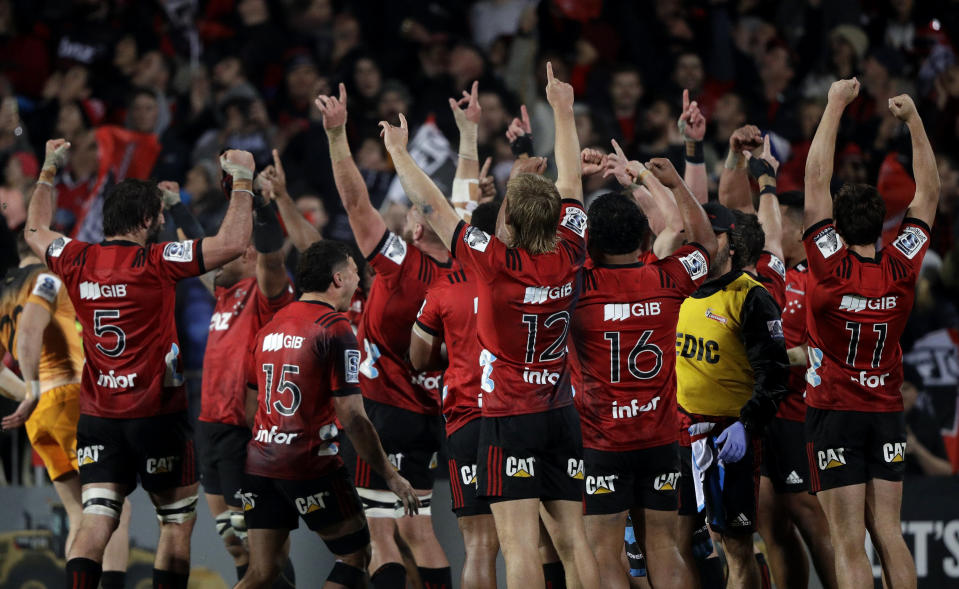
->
[[729, 210, 764, 269], [102, 179, 162, 237], [296, 240, 352, 293], [777, 190, 804, 223], [833, 183, 885, 246], [128, 86, 158, 107], [610, 63, 642, 83], [587, 192, 649, 255], [471, 200, 501, 234]]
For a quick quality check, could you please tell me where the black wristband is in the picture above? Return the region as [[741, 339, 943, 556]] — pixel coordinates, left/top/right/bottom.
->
[[253, 200, 284, 253], [510, 134, 534, 157], [747, 157, 776, 180], [685, 141, 704, 164], [760, 184, 778, 196], [169, 203, 205, 240]]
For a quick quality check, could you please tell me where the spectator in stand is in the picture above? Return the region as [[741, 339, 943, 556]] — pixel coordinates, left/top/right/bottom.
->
[[902, 364, 953, 477], [595, 64, 644, 155]]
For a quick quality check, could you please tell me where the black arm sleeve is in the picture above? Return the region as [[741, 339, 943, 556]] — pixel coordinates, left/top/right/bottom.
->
[[253, 200, 284, 254], [169, 203, 205, 240], [738, 286, 790, 436]]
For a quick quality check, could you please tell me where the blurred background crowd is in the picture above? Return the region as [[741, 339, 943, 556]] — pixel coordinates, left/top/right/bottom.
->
[[1, 0, 958, 481]]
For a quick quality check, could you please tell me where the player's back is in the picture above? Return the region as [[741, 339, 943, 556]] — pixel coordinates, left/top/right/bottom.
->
[[803, 219, 930, 412], [46, 237, 205, 418], [246, 300, 360, 479], [574, 245, 708, 450], [777, 262, 808, 420]]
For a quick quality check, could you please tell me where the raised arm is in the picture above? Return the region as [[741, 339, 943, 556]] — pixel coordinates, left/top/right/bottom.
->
[[248, 169, 290, 298], [24, 139, 70, 259], [805, 78, 860, 227], [315, 83, 386, 257], [679, 90, 708, 203], [159, 181, 205, 240], [889, 94, 940, 228], [546, 62, 582, 202], [201, 150, 255, 269], [263, 149, 321, 252], [719, 125, 762, 213], [1, 301, 52, 428], [646, 158, 718, 260], [746, 135, 784, 261], [450, 81, 483, 221], [381, 115, 461, 248]]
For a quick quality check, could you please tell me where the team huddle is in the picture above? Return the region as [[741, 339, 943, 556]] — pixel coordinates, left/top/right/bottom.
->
[[0, 63, 941, 589]]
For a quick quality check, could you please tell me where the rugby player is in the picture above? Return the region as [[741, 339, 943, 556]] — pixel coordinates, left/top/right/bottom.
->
[[573, 155, 716, 589], [24, 138, 256, 589], [803, 79, 939, 589], [237, 240, 418, 589], [313, 83, 453, 589], [675, 200, 789, 589], [380, 62, 599, 589], [196, 166, 295, 584], [0, 235, 131, 589]]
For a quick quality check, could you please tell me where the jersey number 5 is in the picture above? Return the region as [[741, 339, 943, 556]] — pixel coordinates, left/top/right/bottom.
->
[[262, 363, 302, 416], [93, 310, 126, 357]]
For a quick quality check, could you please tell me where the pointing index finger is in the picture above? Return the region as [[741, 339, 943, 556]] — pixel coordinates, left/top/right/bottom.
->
[[271, 149, 285, 176], [399, 113, 408, 130], [683, 89, 690, 111], [479, 156, 492, 179], [338, 82, 347, 103], [520, 104, 530, 130], [546, 61, 554, 83], [611, 138, 626, 159]]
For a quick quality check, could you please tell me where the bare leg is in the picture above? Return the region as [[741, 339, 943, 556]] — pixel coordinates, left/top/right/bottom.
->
[[52, 471, 83, 555], [757, 477, 808, 589], [817, 484, 871, 589], [722, 533, 760, 589], [864, 479, 915, 589], [149, 482, 199, 574], [541, 500, 600, 589], [458, 514, 499, 589], [491, 498, 544, 589], [636, 507, 696, 589], [784, 490, 837, 588], [236, 528, 289, 589], [102, 498, 131, 572], [584, 511, 630, 589]]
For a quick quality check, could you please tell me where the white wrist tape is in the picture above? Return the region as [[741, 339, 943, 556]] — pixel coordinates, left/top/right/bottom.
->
[[27, 380, 41, 400], [452, 178, 479, 204]]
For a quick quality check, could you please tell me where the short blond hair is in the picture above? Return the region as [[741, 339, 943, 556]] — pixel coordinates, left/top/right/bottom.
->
[[505, 174, 561, 255]]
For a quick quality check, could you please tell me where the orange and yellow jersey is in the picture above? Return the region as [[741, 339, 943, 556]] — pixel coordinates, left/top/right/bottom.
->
[[0, 264, 84, 391]]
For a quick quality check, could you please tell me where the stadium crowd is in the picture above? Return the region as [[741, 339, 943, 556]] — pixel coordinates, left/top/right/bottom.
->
[[1, 1, 959, 589]]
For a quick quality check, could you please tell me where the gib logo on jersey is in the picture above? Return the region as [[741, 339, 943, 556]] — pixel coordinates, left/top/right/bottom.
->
[[883, 442, 906, 463], [261, 333, 304, 351], [585, 474, 617, 495], [97, 370, 138, 389], [146, 456, 178, 474], [567, 458, 584, 480], [506, 456, 535, 478], [653, 472, 680, 491], [254, 426, 299, 445], [295, 492, 330, 514], [813, 226, 841, 259], [464, 226, 491, 252], [523, 282, 573, 304], [817, 448, 846, 470], [679, 250, 708, 280], [603, 302, 661, 321], [838, 295, 897, 313], [612, 396, 661, 418], [77, 445, 104, 465], [561, 207, 587, 237], [893, 226, 927, 260], [79, 282, 127, 300]]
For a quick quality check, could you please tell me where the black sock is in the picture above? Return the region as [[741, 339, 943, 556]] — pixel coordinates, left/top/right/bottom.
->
[[236, 564, 249, 582], [417, 566, 452, 589], [100, 571, 126, 589], [755, 552, 772, 589], [153, 569, 188, 589], [543, 561, 566, 589], [65, 558, 101, 589], [698, 556, 725, 589], [272, 556, 296, 589], [370, 562, 406, 589]]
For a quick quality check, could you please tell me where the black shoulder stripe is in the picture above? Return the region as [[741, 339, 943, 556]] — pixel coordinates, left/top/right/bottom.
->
[[325, 316, 350, 329]]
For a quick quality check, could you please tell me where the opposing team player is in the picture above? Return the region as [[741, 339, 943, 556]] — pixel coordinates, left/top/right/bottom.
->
[[803, 80, 939, 589], [380, 62, 599, 589], [0, 235, 131, 589], [237, 240, 418, 588], [573, 156, 716, 589], [24, 138, 256, 589], [313, 83, 453, 589], [674, 200, 789, 589], [196, 169, 295, 584]]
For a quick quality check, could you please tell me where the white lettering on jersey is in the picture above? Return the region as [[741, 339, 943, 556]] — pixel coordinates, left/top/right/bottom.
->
[[679, 250, 708, 280], [893, 226, 927, 260], [262, 333, 304, 352], [47, 237, 72, 258], [381, 233, 407, 265], [560, 207, 587, 237], [344, 350, 360, 384], [849, 371, 890, 388], [162, 240, 194, 262], [31, 273, 62, 303], [97, 370, 138, 389], [838, 295, 897, 313], [813, 226, 841, 259], [464, 226, 491, 252], [611, 396, 661, 418], [603, 302, 661, 321], [79, 282, 127, 300], [254, 425, 299, 445], [523, 282, 572, 304]]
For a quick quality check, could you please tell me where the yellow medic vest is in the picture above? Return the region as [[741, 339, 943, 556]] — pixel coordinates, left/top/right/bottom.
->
[[675, 271, 761, 417]]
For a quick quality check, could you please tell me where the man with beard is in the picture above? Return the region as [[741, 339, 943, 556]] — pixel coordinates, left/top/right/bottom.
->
[[24, 138, 255, 589], [196, 170, 295, 585]]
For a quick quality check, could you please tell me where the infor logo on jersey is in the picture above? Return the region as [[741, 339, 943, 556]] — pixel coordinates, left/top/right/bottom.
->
[[162, 240, 194, 262], [893, 226, 927, 260]]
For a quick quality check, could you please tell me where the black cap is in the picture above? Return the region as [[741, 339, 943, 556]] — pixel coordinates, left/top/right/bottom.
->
[[703, 201, 736, 233]]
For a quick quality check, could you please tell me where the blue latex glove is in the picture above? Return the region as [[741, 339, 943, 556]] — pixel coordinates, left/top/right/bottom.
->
[[716, 421, 749, 463]]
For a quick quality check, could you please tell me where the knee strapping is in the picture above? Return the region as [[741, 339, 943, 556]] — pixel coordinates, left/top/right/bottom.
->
[[215, 509, 247, 542], [358, 488, 431, 518], [156, 494, 198, 524], [81, 488, 124, 519], [327, 561, 366, 589], [230, 510, 248, 541], [324, 525, 371, 556]]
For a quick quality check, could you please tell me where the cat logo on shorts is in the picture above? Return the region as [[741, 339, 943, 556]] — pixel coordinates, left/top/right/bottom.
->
[[146, 456, 178, 474], [817, 448, 847, 470], [460, 464, 477, 486], [388, 453, 404, 471], [295, 492, 330, 514], [77, 445, 104, 465], [506, 456, 535, 478], [585, 475, 617, 495], [653, 472, 680, 491], [237, 491, 257, 511], [567, 458, 584, 480], [883, 442, 906, 463]]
